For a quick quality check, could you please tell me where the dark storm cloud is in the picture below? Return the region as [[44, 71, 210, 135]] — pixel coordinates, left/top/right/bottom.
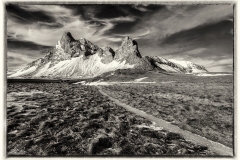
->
[[6, 4, 65, 30], [37, 22, 64, 29], [103, 4, 165, 35], [62, 4, 94, 20], [63, 4, 164, 20], [161, 20, 233, 45], [92, 4, 164, 19], [6, 4, 56, 24], [94, 5, 128, 19], [7, 56, 15, 61], [160, 19, 233, 58], [63, 4, 165, 35], [7, 39, 52, 52], [105, 20, 140, 35]]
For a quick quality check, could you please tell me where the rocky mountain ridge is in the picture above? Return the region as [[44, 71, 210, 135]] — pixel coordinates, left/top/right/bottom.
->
[[8, 32, 208, 78]]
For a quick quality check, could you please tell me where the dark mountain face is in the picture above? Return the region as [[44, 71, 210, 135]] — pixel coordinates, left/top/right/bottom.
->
[[115, 37, 142, 64], [59, 32, 100, 58], [98, 47, 115, 64], [8, 32, 208, 78]]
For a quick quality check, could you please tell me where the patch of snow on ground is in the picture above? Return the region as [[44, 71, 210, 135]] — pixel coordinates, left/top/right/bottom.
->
[[134, 77, 148, 82], [195, 73, 232, 76], [73, 81, 86, 85], [161, 81, 176, 83], [73, 78, 178, 86], [74, 78, 156, 86], [85, 81, 112, 86], [10, 91, 47, 97], [84, 81, 156, 86], [136, 124, 164, 131], [7, 91, 46, 114]]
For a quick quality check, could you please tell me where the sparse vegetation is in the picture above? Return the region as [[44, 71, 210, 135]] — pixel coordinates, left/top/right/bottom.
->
[[101, 74, 233, 148], [7, 82, 216, 156]]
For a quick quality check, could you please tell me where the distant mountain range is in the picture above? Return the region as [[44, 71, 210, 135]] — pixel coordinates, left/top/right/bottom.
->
[[8, 32, 208, 79]]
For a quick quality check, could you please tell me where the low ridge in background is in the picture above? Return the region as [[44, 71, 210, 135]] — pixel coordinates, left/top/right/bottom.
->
[[8, 32, 208, 79]]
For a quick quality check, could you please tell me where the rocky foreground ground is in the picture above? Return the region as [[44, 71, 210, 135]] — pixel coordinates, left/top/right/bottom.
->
[[7, 83, 215, 156]]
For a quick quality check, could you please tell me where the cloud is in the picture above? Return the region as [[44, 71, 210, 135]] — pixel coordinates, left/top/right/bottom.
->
[[7, 5, 94, 44], [7, 51, 43, 70], [6, 4, 234, 72], [156, 19, 233, 62], [133, 5, 150, 12], [113, 29, 150, 40], [132, 4, 233, 42], [94, 5, 128, 19], [6, 4, 56, 24], [183, 48, 209, 55], [7, 39, 52, 52], [6, 4, 139, 47]]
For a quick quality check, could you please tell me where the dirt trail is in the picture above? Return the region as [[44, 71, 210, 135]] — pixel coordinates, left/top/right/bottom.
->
[[97, 86, 233, 156]]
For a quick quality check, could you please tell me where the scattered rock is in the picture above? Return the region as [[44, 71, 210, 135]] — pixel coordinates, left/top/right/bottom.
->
[[165, 132, 184, 141], [88, 134, 113, 154]]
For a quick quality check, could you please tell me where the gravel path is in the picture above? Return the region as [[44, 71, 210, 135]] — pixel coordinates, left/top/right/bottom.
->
[[97, 86, 233, 156]]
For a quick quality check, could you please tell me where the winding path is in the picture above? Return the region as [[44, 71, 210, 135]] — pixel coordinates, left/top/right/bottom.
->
[[96, 86, 233, 156]]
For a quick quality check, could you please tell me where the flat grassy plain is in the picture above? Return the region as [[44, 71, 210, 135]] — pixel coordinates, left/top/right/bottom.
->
[[101, 73, 234, 148], [7, 82, 216, 156]]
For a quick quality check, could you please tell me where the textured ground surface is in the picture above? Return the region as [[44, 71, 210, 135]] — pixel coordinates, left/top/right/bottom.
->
[[101, 75, 234, 148], [7, 83, 216, 156]]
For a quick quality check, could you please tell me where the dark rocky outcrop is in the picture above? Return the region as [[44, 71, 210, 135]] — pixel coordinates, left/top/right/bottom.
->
[[88, 135, 113, 154], [99, 47, 115, 64], [59, 32, 100, 58], [114, 37, 142, 65], [145, 56, 187, 72], [112, 36, 154, 70], [60, 32, 75, 54]]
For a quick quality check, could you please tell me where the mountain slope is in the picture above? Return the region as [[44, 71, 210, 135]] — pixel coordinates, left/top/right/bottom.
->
[[8, 32, 208, 78], [168, 59, 208, 73], [145, 56, 208, 73]]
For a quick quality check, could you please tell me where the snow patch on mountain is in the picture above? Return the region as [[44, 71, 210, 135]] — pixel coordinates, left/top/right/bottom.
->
[[9, 54, 135, 78], [9, 66, 37, 78], [168, 59, 192, 68], [34, 62, 51, 77], [146, 56, 207, 73], [168, 59, 207, 73], [155, 63, 182, 73]]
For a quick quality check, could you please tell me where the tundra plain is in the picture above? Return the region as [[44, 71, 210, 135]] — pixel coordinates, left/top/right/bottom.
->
[[6, 72, 233, 156]]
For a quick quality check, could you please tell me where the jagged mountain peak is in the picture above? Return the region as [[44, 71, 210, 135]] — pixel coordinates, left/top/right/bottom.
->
[[61, 32, 75, 42], [115, 36, 142, 65], [120, 37, 138, 50]]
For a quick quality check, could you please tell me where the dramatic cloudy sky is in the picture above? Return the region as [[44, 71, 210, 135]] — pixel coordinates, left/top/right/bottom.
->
[[6, 3, 233, 72]]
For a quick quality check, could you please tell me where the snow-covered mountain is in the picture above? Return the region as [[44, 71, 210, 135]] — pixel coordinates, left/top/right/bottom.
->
[[144, 56, 208, 73], [8, 32, 208, 79], [168, 59, 208, 73]]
